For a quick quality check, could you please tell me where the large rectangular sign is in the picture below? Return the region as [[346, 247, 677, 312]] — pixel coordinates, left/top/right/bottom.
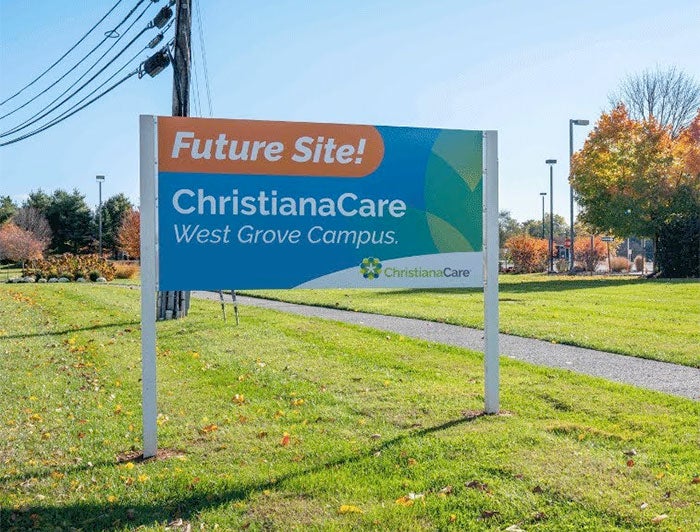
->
[[151, 117, 487, 290], [139, 116, 499, 458]]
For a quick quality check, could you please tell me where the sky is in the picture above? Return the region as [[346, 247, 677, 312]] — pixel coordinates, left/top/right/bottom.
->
[[0, 0, 698, 223]]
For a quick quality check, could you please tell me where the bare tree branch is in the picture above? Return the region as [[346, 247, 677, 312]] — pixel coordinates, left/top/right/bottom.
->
[[609, 66, 700, 137]]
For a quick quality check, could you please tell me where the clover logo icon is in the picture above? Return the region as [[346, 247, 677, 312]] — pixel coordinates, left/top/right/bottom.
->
[[360, 257, 382, 280]]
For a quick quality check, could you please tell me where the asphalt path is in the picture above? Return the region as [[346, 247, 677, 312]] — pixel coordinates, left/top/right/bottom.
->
[[192, 291, 700, 401]]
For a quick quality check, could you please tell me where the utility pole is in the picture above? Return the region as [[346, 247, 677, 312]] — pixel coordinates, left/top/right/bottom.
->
[[158, 0, 191, 320]]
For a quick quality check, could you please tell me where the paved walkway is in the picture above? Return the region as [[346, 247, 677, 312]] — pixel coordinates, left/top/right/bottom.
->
[[192, 291, 700, 401]]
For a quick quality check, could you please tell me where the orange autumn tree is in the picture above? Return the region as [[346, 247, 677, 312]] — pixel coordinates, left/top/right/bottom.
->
[[573, 235, 608, 273], [0, 222, 45, 265], [117, 209, 140, 259], [504, 234, 548, 273], [571, 105, 699, 276]]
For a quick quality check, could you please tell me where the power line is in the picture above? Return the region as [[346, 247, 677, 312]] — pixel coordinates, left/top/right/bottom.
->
[[0, 0, 149, 121], [0, 0, 125, 107], [1, 2, 163, 138], [0, 70, 140, 147], [194, 0, 212, 116]]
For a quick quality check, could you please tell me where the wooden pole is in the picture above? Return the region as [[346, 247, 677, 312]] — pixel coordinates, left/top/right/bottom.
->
[[158, 0, 192, 320]]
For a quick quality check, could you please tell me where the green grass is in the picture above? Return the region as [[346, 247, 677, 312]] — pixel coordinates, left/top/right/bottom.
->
[[1, 284, 698, 531], [246, 274, 700, 368], [0, 264, 22, 280]]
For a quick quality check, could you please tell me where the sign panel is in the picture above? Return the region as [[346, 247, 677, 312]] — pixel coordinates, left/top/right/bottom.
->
[[154, 117, 485, 290]]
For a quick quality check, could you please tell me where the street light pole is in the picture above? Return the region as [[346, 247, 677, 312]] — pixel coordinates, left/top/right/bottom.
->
[[540, 192, 547, 239], [546, 160, 557, 273], [569, 119, 589, 272], [96, 175, 105, 257]]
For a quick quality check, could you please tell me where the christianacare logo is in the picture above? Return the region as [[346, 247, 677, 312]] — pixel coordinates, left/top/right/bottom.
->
[[360, 257, 382, 280]]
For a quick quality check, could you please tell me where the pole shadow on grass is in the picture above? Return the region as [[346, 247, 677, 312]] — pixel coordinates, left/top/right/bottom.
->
[[0, 320, 140, 340], [0, 412, 489, 530]]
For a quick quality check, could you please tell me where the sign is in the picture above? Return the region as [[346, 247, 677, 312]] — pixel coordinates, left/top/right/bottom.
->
[[140, 116, 500, 457], [601, 236, 614, 242], [564, 238, 571, 247], [152, 117, 486, 290]]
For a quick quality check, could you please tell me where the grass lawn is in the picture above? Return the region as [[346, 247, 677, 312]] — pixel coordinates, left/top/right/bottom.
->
[[246, 274, 700, 368], [0, 264, 22, 281], [1, 284, 698, 530]]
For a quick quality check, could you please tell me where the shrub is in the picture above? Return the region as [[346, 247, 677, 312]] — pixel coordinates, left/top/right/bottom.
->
[[24, 254, 116, 282], [634, 255, 644, 272], [113, 262, 139, 279], [89, 270, 101, 282], [504, 235, 548, 273], [610, 256, 630, 272]]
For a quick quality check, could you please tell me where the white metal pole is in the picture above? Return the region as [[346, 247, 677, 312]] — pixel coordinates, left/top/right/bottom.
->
[[139, 115, 159, 458], [483, 131, 499, 414]]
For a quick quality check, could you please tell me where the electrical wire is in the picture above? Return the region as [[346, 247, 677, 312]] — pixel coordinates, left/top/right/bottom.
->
[[44, 45, 149, 128], [1, 1, 160, 138], [0, 0, 125, 107], [191, 53, 202, 116], [0, 0, 149, 120], [194, 0, 213, 116], [0, 69, 139, 147]]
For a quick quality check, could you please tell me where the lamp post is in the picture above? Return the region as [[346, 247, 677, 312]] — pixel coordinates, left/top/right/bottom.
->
[[539, 192, 547, 239], [96, 175, 105, 257], [546, 159, 557, 273], [569, 119, 589, 272]]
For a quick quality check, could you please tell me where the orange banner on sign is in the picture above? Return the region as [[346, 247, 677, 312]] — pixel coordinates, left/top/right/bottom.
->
[[157, 117, 384, 177]]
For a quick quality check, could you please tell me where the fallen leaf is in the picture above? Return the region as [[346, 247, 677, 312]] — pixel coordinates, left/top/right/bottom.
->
[[291, 398, 305, 407], [107, 495, 117, 503], [338, 504, 363, 514], [651, 514, 668, 524], [466, 480, 489, 492], [395, 496, 414, 507], [232, 394, 245, 405], [449, 514, 457, 523], [439, 485, 453, 495], [692, 476, 700, 484], [623, 449, 638, 456], [640, 502, 648, 510], [199, 423, 218, 434], [532, 485, 543, 494], [280, 432, 290, 446], [407, 458, 418, 466], [480, 510, 499, 519], [505, 526, 525, 532], [626, 459, 635, 467]]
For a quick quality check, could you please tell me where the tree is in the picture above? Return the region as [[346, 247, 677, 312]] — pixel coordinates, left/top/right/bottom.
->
[[45, 189, 95, 254], [23, 189, 52, 213], [571, 106, 699, 276], [0, 196, 17, 224], [118, 209, 140, 259], [498, 210, 521, 246], [0, 222, 44, 265], [12, 207, 52, 247], [99, 193, 134, 257], [504, 234, 548, 273], [573, 235, 608, 273], [609, 67, 700, 138], [522, 213, 568, 240]]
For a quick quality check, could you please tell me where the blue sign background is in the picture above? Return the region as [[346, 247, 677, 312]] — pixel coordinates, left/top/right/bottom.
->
[[158, 125, 483, 290]]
